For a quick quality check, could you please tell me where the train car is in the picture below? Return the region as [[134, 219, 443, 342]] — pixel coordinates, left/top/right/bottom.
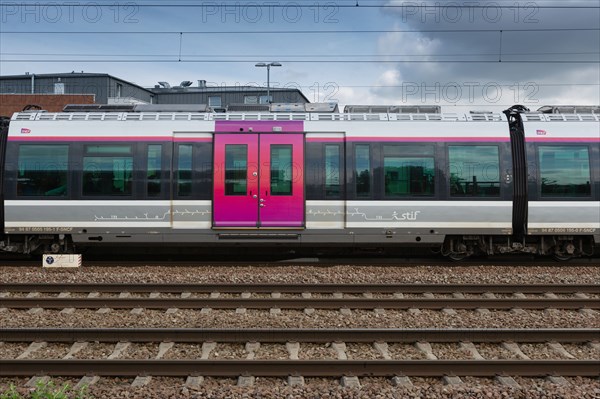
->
[[521, 111, 600, 260], [0, 104, 598, 260]]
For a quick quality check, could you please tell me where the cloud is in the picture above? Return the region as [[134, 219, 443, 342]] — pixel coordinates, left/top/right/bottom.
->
[[370, 0, 600, 109]]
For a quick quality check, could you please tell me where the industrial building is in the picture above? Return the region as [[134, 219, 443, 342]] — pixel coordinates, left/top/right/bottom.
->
[[0, 72, 309, 117]]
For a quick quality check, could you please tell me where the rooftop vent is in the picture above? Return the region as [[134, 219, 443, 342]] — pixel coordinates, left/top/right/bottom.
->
[[63, 104, 135, 112], [133, 104, 210, 113], [270, 103, 339, 113], [227, 104, 270, 112], [344, 105, 441, 113], [63, 104, 211, 113], [537, 105, 600, 114], [157, 81, 171, 89]]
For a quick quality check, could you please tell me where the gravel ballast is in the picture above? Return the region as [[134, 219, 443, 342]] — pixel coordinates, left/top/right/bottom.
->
[[1, 263, 598, 398]]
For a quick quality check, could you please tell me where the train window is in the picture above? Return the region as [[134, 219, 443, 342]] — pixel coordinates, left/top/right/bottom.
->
[[355, 145, 371, 197], [225, 145, 248, 196], [325, 145, 340, 197], [539, 146, 591, 197], [383, 145, 434, 157], [147, 145, 162, 197], [17, 145, 68, 197], [177, 144, 193, 196], [384, 157, 435, 196], [448, 146, 500, 197], [83, 145, 133, 196], [86, 145, 131, 154], [270, 145, 292, 195]]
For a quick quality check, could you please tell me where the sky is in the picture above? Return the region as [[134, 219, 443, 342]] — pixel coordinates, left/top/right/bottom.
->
[[1, 0, 599, 113]]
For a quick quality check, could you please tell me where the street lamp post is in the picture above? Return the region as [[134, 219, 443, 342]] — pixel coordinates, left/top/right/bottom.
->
[[255, 62, 282, 104]]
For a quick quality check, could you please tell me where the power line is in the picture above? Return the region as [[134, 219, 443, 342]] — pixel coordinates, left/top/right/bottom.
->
[[3, 28, 598, 34], [0, 1, 598, 8], [2, 59, 597, 63], [2, 51, 599, 57]]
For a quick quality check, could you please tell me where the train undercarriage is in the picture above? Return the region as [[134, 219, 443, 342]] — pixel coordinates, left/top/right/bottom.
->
[[0, 233, 596, 261], [441, 235, 597, 261]]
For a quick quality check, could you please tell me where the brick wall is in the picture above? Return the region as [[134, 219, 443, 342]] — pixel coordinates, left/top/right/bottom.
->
[[0, 94, 95, 117]]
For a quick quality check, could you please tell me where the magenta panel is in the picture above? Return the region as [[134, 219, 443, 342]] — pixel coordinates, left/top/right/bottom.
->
[[215, 121, 304, 133], [212, 133, 305, 228], [259, 134, 304, 227], [345, 136, 510, 142], [213, 134, 259, 227], [8, 136, 173, 142]]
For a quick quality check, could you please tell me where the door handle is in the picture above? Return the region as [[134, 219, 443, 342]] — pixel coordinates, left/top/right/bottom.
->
[[259, 198, 265, 202]]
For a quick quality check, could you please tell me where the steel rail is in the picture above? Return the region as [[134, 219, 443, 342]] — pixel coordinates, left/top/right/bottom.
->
[[1, 283, 598, 294], [1, 297, 598, 309], [2, 359, 598, 377], [0, 328, 597, 343]]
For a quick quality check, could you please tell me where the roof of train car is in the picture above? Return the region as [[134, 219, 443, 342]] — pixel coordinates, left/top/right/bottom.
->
[[9, 110, 600, 123]]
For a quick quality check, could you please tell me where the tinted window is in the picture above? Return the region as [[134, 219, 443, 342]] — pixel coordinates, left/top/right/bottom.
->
[[270, 145, 292, 196], [539, 146, 591, 197], [448, 145, 500, 197], [147, 145, 162, 197], [325, 145, 340, 197], [177, 144, 193, 196], [355, 145, 370, 197], [225, 144, 248, 196], [384, 156, 435, 196], [83, 145, 133, 196], [17, 145, 68, 196], [384, 145, 435, 197]]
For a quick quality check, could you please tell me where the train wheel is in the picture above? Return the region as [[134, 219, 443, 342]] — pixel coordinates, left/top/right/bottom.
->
[[553, 253, 572, 262], [448, 252, 468, 261]]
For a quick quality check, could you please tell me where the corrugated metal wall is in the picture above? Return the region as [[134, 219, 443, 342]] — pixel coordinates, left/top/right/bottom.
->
[[1, 75, 307, 106], [154, 90, 307, 105], [0, 76, 154, 104]]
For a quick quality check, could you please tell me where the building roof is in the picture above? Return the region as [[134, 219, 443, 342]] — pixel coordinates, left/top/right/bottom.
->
[[0, 72, 154, 95], [1, 72, 310, 103]]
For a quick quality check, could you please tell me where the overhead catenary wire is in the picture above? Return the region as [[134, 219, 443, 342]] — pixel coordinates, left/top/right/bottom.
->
[[0, 1, 598, 8], [2, 28, 598, 34], [2, 59, 597, 63], [2, 51, 599, 57]]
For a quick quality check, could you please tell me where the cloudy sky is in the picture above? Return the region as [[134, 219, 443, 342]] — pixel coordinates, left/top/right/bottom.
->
[[1, 0, 598, 112]]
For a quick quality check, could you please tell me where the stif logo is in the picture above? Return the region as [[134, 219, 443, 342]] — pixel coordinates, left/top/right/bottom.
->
[[20, 128, 31, 134], [536, 129, 547, 135]]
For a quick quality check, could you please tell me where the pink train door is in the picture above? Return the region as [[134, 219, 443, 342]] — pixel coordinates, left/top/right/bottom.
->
[[213, 133, 304, 228]]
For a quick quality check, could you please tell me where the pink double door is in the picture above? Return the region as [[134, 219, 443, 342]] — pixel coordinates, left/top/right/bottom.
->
[[213, 134, 304, 228]]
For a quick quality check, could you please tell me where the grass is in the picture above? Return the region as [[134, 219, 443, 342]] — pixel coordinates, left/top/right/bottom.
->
[[1, 380, 88, 399]]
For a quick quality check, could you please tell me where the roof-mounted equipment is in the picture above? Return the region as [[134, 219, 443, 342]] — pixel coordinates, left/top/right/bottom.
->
[[270, 103, 339, 113], [344, 105, 441, 114], [537, 105, 599, 114]]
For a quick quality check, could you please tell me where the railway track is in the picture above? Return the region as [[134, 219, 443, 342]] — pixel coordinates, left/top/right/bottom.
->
[[1, 283, 598, 310], [1, 328, 598, 384], [2, 296, 598, 310], [4, 359, 598, 378], [2, 283, 599, 391], [3, 282, 599, 293], [2, 327, 598, 343]]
